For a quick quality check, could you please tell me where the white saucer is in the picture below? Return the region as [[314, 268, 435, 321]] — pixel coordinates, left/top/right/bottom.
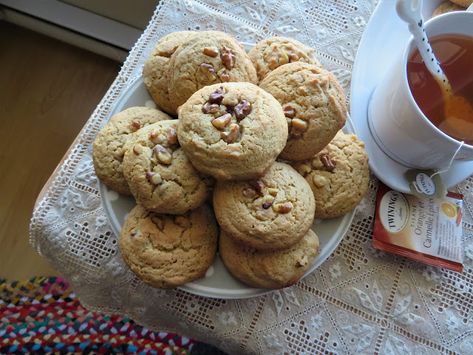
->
[[350, 0, 473, 193]]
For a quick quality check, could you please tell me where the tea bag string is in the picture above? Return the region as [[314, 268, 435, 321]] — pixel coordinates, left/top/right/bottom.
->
[[430, 140, 465, 179]]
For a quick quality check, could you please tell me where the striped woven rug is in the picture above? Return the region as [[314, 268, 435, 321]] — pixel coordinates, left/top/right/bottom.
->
[[0, 277, 195, 354]]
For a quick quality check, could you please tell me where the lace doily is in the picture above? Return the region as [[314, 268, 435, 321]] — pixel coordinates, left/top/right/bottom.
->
[[30, 1, 473, 353]]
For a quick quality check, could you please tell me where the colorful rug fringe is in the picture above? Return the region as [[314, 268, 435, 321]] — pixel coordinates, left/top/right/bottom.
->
[[0, 277, 193, 354]]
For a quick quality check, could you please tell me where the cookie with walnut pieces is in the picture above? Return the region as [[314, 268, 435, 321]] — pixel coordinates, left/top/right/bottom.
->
[[165, 31, 257, 114], [213, 162, 315, 250], [219, 228, 320, 289], [93, 106, 172, 195], [432, 1, 465, 16], [260, 62, 347, 161], [177, 82, 288, 180], [248, 36, 321, 82], [292, 131, 369, 219], [143, 31, 197, 115], [119, 204, 218, 289], [123, 120, 212, 214], [449, 0, 472, 8]]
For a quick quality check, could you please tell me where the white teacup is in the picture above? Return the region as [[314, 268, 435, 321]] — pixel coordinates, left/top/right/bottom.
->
[[368, 10, 473, 170]]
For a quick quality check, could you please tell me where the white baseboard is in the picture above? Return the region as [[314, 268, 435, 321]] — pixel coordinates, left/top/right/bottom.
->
[[0, 0, 141, 49], [0, 0, 149, 61], [0, 7, 128, 62]]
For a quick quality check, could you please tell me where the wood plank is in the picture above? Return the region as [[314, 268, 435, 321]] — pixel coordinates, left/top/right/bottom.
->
[[0, 22, 119, 280]]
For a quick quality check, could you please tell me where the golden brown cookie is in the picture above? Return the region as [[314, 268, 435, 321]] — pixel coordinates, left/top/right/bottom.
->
[[213, 162, 315, 250], [449, 0, 472, 8], [432, 1, 465, 16], [260, 62, 347, 161], [248, 36, 321, 81], [292, 131, 369, 219], [120, 204, 218, 288], [143, 31, 197, 115], [93, 106, 172, 195], [219, 229, 320, 289], [177, 82, 288, 180], [123, 120, 211, 214], [167, 31, 257, 113]]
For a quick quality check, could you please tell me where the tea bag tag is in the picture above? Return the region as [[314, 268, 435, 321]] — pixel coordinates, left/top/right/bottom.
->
[[405, 169, 446, 199]]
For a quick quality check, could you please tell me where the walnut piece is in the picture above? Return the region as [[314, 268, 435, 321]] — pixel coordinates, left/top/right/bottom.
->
[[149, 130, 159, 140], [212, 113, 232, 130], [220, 46, 236, 69], [297, 86, 308, 95], [157, 46, 178, 58], [249, 180, 264, 195], [234, 99, 252, 121], [291, 118, 308, 133], [202, 102, 220, 114], [272, 201, 293, 214], [221, 123, 240, 143], [297, 163, 311, 176], [267, 54, 279, 70], [154, 144, 172, 165], [167, 127, 178, 146], [222, 94, 238, 107], [130, 120, 142, 131], [146, 171, 162, 185], [319, 154, 336, 172], [296, 255, 308, 267], [203, 46, 219, 57], [288, 52, 300, 61], [283, 105, 296, 118], [261, 195, 275, 209], [200, 62, 216, 74], [133, 144, 143, 155], [208, 87, 225, 104], [220, 70, 230, 82], [279, 51, 289, 66]]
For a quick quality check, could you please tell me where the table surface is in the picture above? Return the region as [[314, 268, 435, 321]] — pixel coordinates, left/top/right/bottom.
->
[[31, 1, 473, 354]]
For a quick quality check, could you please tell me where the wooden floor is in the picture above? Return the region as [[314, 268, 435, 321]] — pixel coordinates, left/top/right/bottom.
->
[[0, 22, 119, 280]]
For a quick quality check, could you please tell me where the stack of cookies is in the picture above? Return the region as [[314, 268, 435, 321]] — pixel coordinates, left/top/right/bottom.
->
[[92, 31, 370, 290]]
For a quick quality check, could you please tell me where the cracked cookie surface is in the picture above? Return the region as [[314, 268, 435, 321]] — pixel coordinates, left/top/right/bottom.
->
[[93, 106, 172, 195], [219, 229, 320, 289], [167, 31, 257, 113], [260, 62, 347, 161], [178, 82, 288, 180], [123, 120, 212, 214], [292, 131, 369, 218], [248, 36, 320, 82], [119, 204, 218, 288], [143, 31, 197, 115], [213, 162, 315, 250]]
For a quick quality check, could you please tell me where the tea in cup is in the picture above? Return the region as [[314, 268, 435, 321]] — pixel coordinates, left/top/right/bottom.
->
[[368, 10, 473, 170]]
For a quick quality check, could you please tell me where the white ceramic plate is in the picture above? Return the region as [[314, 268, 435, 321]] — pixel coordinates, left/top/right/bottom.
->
[[350, 0, 473, 193], [99, 76, 356, 299]]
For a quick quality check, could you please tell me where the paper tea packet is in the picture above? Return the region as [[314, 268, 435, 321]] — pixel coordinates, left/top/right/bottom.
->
[[372, 183, 464, 272]]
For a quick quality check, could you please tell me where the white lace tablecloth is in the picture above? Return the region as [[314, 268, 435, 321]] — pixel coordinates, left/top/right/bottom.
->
[[30, 1, 473, 353]]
